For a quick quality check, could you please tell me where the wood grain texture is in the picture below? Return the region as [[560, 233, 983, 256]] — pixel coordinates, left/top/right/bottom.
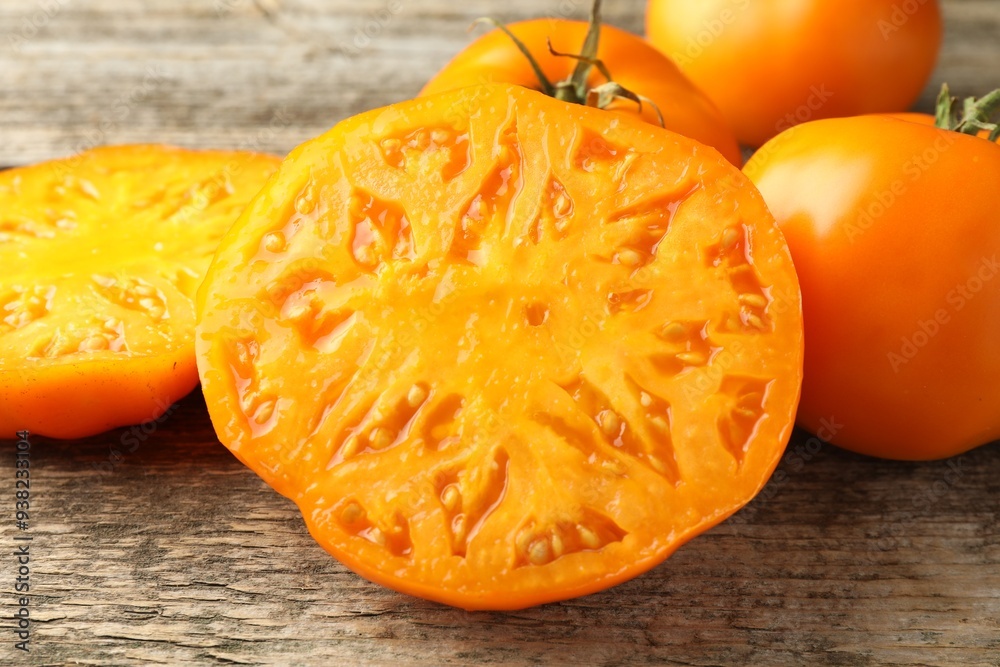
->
[[8, 391, 1000, 666], [2, 1, 1000, 665], [0, 0, 998, 166]]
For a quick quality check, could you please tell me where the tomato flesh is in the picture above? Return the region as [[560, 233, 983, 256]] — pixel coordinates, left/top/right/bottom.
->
[[0, 146, 280, 438], [197, 85, 803, 609]]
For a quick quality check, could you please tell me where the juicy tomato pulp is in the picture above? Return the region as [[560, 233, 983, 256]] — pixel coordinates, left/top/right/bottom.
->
[[197, 85, 803, 609], [0, 146, 280, 438], [421, 19, 742, 167]]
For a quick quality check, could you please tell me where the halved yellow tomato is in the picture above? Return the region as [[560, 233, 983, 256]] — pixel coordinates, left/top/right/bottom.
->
[[0, 145, 280, 438], [197, 84, 803, 609]]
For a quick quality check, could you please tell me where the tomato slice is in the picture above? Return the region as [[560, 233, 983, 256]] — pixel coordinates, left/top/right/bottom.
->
[[0, 145, 280, 438], [196, 84, 803, 609]]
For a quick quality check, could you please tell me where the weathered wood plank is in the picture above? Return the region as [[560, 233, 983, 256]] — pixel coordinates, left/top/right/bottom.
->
[[0, 0, 997, 166], [10, 390, 1000, 665]]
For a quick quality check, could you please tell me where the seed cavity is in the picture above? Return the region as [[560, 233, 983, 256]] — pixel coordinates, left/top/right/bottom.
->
[[525, 302, 549, 327], [515, 510, 628, 568], [717, 376, 772, 465]]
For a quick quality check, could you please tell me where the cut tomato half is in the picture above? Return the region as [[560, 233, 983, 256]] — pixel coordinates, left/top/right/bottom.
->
[[0, 145, 280, 438], [196, 85, 803, 609]]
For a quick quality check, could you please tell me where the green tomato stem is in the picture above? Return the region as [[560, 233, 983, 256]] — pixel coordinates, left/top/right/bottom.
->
[[934, 84, 1000, 140], [470, 0, 664, 126]]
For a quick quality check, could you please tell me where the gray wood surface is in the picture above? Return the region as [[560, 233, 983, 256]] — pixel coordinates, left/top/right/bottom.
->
[[1, 0, 998, 167], [14, 394, 1000, 666], [2, 1, 1000, 665]]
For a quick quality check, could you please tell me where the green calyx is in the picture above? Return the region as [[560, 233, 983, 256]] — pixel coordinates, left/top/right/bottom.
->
[[935, 84, 1000, 141], [472, 0, 664, 126]]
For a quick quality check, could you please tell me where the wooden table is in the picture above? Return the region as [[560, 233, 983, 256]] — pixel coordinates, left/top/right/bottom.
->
[[2, 1, 999, 664]]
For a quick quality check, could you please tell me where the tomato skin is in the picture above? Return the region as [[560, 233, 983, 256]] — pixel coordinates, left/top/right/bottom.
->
[[744, 116, 1000, 460], [0, 351, 196, 440], [647, 0, 943, 146], [421, 19, 743, 166]]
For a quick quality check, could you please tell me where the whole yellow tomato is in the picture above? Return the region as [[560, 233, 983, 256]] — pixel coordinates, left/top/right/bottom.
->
[[744, 92, 1000, 460], [422, 2, 742, 165], [647, 0, 943, 146]]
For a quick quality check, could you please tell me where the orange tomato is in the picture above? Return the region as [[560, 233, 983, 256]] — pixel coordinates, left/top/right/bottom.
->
[[0, 145, 280, 439], [420, 16, 742, 166], [745, 115, 1000, 460], [647, 0, 943, 146], [196, 84, 803, 609]]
